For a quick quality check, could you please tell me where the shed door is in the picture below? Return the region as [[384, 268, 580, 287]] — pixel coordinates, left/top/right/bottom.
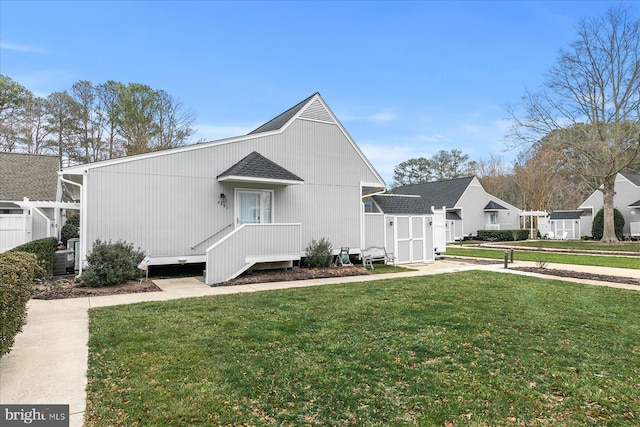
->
[[396, 216, 411, 263], [394, 216, 428, 264]]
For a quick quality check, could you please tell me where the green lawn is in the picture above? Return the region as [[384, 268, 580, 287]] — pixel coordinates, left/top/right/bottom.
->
[[508, 240, 640, 252], [445, 246, 640, 270], [86, 271, 639, 426]]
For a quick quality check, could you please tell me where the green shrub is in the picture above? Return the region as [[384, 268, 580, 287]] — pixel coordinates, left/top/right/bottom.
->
[[592, 207, 625, 240], [80, 240, 145, 288], [61, 212, 80, 245], [0, 251, 38, 356], [304, 238, 333, 268], [9, 237, 57, 279], [477, 229, 529, 241]]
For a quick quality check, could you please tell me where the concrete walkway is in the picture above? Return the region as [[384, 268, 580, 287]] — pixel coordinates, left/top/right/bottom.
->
[[1, 259, 638, 426]]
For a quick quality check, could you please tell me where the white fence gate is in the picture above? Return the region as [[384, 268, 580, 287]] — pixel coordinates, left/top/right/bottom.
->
[[0, 214, 28, 253]]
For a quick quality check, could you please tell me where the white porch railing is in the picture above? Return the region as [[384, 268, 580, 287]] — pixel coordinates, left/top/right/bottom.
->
[[485, 224, 500, 230], [205, 223, 302, 285]]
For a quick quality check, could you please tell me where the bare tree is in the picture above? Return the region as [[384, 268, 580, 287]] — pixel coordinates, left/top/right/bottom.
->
[[45, 91, 80, 167], [154, 90, 195, 150], [509, 5, 640, 242], [17, 96, 51, 154], [71, 80, 106, 163], [0, 74, 33, 152]]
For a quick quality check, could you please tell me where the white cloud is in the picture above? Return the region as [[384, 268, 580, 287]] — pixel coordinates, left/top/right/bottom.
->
[[0, 41, 43, 53]]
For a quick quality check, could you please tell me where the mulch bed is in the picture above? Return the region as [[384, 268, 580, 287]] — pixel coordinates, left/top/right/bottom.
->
[[32, 260, 638, 300], [512, 267, 640, 286], [218, 265, 371, 286], [32, 277, 162, 300]]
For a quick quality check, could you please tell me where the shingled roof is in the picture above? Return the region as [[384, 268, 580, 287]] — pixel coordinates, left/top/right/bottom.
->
[[621, 172, 640, 187], [550, 210, 583, 220], [394, 176, 474, 208], [0, 152, 60, 201], [217, 151, 303, 184], [371, 195, 433, 214], [484, 200, 507, 210], [248, 93, 317, 135]]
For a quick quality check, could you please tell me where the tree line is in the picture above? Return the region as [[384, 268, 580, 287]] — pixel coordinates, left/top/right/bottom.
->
[[393, 5, 640, 242], [0, 76, 196, 167]]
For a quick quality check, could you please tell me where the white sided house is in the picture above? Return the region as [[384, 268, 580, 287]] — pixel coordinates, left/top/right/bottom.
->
[[60, 93, 386, 285], [394, 176, 520, 242], [578, 172, 640, 238], [0, 153, 77, 252]]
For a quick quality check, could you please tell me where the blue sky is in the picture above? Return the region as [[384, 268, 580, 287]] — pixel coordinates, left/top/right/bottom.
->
[[0, 1, 628, 184]]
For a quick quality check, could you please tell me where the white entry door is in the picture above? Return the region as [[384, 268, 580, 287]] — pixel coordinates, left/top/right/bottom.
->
[[236, 190, 273, 225]]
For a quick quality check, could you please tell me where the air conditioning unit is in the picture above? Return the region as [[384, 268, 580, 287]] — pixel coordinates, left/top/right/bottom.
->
[[53, 250, 75, 276]]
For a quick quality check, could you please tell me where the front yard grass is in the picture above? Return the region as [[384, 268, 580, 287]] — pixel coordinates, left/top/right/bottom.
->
[[445, 246, 640, 270], [86, 271, 639, 426], [509, 240, 640, 252]]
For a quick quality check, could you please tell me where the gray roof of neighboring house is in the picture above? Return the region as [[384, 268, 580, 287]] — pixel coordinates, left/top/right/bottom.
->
[[0, 152, 60, 201], [217, 151, 303, 182], [394, 176, 474, 208], [550, 210, 583, 220], [621, 172, 640, 186], [484, 200, 507, 210], [446, 211, 462, 220], [371, 195, 433, 214], [248, 93, 317, 135], [629, 200, 640, 207]]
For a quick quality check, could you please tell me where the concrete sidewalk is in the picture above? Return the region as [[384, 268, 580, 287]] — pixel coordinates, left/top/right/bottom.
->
[[1, 259, 638, 427]]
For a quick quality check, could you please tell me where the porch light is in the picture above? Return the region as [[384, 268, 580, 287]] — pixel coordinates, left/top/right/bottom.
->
[[218, 193, 227, 208], [388, 218, 394, 226]]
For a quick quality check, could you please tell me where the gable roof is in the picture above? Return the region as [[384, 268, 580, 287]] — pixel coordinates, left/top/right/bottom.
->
[[394, 176, 474, 208], [371, 194, 433, 214], [217, 151, 303, 185], [61, 93, 385, 190], [620, 172, 640, 187], [0, 152, 60, 201], [484, 200, 507, 210], [550, 210, 583, 220], [248, 93, 318, 135]]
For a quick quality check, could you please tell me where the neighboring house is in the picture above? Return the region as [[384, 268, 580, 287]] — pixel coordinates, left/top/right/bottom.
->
[[394, 176, 520, 242], [60, 93, 387, 285], [578, 172, 640, 238], [0, 153, 77, 252], [363, 194, 446, 264]]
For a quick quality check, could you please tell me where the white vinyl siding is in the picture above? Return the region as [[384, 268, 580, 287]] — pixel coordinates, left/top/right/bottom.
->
[[81, 118, 382, 263]]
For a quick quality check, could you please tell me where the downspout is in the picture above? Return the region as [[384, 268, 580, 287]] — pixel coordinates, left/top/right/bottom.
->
[[59, 174, 85, 275]]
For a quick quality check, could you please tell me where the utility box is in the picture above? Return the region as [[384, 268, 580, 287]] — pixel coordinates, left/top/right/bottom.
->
[[67, 238, 80, 271], [53, 250, 75, 276]]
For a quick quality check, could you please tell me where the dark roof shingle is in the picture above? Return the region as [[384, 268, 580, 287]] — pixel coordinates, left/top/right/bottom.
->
[[484, 200, 507, 210], [0, 153, 60, 201], [371, 195, 433, 214], [394, 176, 474, 208], [248, 93, 317, 135], [621, 172, 640, 186], [550, 210, 583, 220], [217, 151, 303, 182]]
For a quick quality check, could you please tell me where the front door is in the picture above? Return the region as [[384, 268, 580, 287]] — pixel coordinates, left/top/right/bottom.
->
[[237, 190, 273, 225]]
